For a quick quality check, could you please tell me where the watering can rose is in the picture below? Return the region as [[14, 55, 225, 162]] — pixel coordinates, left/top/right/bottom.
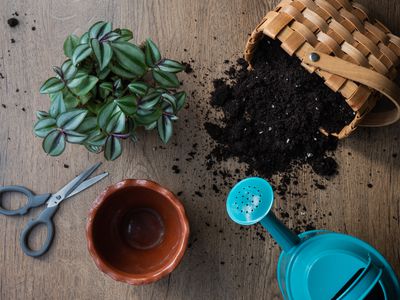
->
[[34, 21, 187, 160]]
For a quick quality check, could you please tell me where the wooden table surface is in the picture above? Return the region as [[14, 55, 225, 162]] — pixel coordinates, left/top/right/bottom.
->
[[1, 0, 400, 299]]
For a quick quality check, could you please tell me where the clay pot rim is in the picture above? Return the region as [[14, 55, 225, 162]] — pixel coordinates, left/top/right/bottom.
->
[[86, 179, 190, 285]]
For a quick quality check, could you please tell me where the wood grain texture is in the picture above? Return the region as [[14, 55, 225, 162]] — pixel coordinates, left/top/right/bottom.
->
[[0, 0, 399, 299]]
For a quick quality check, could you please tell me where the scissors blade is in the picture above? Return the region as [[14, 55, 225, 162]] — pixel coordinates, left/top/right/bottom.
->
[[47, 162, 102, 207], [66, 172, 108, 199]]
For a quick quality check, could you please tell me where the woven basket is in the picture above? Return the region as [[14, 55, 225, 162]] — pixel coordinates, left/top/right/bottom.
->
[[244, 0, 400, 138]]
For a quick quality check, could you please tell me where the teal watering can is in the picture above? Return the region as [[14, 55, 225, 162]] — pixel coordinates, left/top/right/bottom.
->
[[227, 177, 400, 300]]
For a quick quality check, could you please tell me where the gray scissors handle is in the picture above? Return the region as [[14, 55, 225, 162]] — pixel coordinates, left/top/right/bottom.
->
[[20, 205, 58, 257], [0, 186, 51, 216]]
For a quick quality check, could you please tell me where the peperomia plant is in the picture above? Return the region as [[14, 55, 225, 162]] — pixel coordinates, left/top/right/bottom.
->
[[34, 21, 187, 160]]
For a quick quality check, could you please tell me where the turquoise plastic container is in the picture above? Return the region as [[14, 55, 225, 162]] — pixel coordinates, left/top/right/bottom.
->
[[227, 177, 400, 300]]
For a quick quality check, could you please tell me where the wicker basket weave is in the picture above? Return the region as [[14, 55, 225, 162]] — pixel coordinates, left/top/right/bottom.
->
[[244, 0, 400, 138]]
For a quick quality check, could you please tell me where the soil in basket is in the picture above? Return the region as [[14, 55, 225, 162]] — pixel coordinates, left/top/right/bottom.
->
[[205, 37, 355, 178]]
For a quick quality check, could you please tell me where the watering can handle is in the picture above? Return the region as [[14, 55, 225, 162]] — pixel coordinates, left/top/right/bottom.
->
[[337, 257, 383, 300]]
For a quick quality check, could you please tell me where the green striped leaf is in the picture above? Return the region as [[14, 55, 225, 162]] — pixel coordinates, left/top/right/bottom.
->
[[152, 69, 180, 88], [158, 59, 185, 73], [157, 115, 173, 144], [56, 109, 88, 130], [127, 82, 149, 97], [34, 118, 57, 138], [104, 136, 122, 160], [49, 92, 66, 118], [63, 34, 79, 58], [145, 38, 161, 66], [111, 42, 147, 76], [61, 60, 77, 81], [97, 102, 117, 129], [115, 95, 137, 115], [109, 61, 137, 79], [72, 43, 92, 66], [36, 111, 49, 120], [40, 77, 65, 94], [175, 92, 187, 111], [89, 21, 112, 39], [42, 130, 66, 156], [90, 39, 113, 70], [105, 110, 126, 133], [65, 130, 88, 143]]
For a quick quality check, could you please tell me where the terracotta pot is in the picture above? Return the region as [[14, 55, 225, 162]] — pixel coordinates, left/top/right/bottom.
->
[[86, 179, 190, 285]]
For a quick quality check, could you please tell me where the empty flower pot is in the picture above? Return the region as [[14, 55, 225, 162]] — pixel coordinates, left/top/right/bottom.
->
[[86, 179, 189, 285]]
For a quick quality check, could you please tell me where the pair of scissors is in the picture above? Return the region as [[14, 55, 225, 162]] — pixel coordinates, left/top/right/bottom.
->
[[0, 162, 108, 257]]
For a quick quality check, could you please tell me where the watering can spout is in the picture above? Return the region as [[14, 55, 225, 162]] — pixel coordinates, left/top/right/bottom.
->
[[226, 177, 301, 252], [260, 211, 300, 252]]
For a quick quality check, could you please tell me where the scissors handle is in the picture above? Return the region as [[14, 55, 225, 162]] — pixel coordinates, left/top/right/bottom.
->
[[20, 205, 58, 257], [0, 186, 51, 216]]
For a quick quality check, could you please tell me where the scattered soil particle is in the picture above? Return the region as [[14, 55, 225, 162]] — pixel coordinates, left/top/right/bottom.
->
[[1, 104, 6, 108], [172, 165, 181, 174], [31, 26, 36, 31], [63, 164, 69, 168], [367, 183, 373, 188], [21, 107, 26, 112], [11, 38, 15, 43], [7, 18, 19, 27], [393, 153, 398, 158], [205, 37, 353, 178], [195, 191, 203, 197], [183, 62, 193, 74], [177, 191, 183, 196]]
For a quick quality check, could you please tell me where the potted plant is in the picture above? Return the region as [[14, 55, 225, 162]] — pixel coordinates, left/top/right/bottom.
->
[[34, 21, 187, 160]]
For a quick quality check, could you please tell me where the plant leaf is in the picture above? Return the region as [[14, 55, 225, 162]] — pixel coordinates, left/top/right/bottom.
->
[[111, 42, 147, 76], [145, 38, 161, 66], [90, 39, 113, 70], [102, 31, 120, 42], [114, 28, 133, 41], [42, 130, 66, 156], [72, 44, 92, 66], [66, 70, 88, 88], [99, 82, 113, 99], [97, 101, 117, 129], [152, 69, 180, 88], [61, 90, 80, 109], [34, 118, 57, 138], [52, 66, 63, 79], [135, 108, 162, 125], [106, 110, 126, 133], [61, 60, 77, 81], [63, 34, 79, 58], [115, 95, 137, 115], [40, 77, 65, 94], [104, 136, 122, 160], [36, 111, 50, 120], [79, 32, 90, 44], [76, 116, 97, 133], [97, 66, 111, 80], [89, 21, 112, 39], [140, 91, 161, 110], [157, 115, 173, 144], [128, 82, 149, 97], [74, 75, 98, 96], [144, 121, 157, 130], [56, 109, 88, 130], [161, 93, 176, 110], [86, 130, 107, 146], [175, 91, 187, 111], [65, 130, 88, 143], [158, 59, 185, 73], [49, 92, 66, 118], [109, 61, 137, 79], [85, 144, 102, 153]]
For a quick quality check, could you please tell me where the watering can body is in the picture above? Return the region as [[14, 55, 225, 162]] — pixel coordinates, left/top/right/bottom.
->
[[277, 230, 400, 300], [226, 178, 400, 300]]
